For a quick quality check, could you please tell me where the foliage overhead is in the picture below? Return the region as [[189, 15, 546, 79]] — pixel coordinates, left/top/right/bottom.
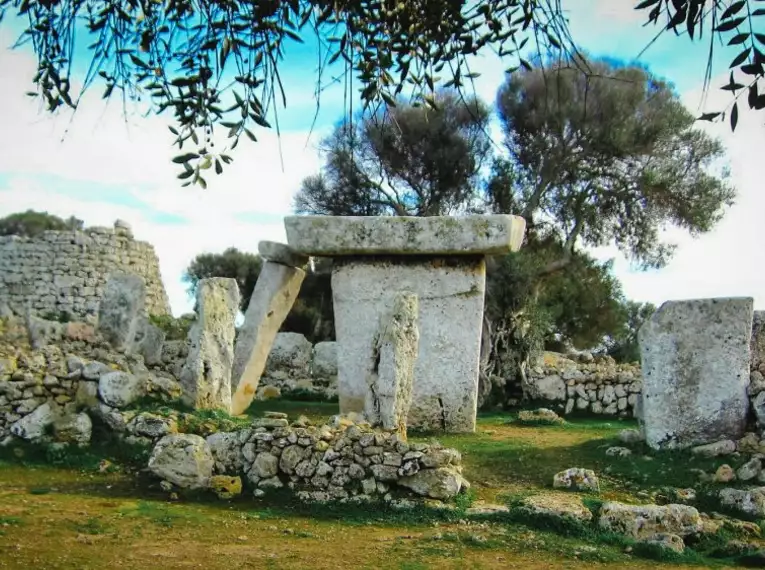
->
[[0, 210, 84, 238], [294, 90, 492, 217], [0, 0, 571, 187], [634, 0, 765, 132], [493, 55, 736, 270], [0, 0, 761, 189], [603, 300, 657, 364]]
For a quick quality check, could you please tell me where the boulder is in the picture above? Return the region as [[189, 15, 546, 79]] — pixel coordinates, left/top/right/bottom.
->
[[26, 316, 64, 349], [311, 342, 338, 380], [719, 488, 765, 517], [53, 411, 92, 445], [598, 502, 702, 539], [691, 439, 736, 458], [552, 467, 600, 492], [639, 297, 753, 450], [209, 475, 242, 499], [523, 374, 566, 402], [206, 431, 245, 474], [180, 277, 240, 411], [364, 291, 419, 438], [98, 370, 144, 408], [96, 274, 146, 351], [9, 402, 56, 441], [519, 493, 593, 522], [399, 467, 467, 500], [126, 412, 176, 439], [148, 433, 214, 489]]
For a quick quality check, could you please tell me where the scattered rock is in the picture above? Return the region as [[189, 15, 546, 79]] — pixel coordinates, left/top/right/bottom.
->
[[517, 408, 565, 425], [520, 493, 593, 522], [598, 502, 702, 539], [209, 475, 242, 499], [98, 370, 144, 408], [691, 439, 736, 458], [53, 411, 92, 445], [617, 428, 644, 445], [606, 446, 632, 458], [552, 467, 600, 492], [399, 467, 467, 500], [643, 533, 685, 553], [714, 464, 736, 483], [737, 458, 762, 481], [719, 487, 765, 517], [9, 402, 56, 441]]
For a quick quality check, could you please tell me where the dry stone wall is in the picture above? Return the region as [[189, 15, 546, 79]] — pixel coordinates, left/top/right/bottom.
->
[[524, 352, 642, 417], [0, 221, 170, 320]]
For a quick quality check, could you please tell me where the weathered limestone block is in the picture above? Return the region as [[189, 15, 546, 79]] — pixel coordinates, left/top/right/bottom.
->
[[264, 333, 313, 378], [132, 317, 166, 365], [258, 240, 309, 268], [97, 274, 146, 350], [180, 278, 240, 411], [284, 214, 526, 256], [364, 292, 419, 438], [99, 370, 144, 408], [598, 502, 702, 539], [26, 315, 64, 349], [639, 297, 753, 450], [230, 261, 305, 415], [147, 433, 214, 489], [332, 257, 485, 432], [10, 402, 56, 441], [523, 374, 566, 401]]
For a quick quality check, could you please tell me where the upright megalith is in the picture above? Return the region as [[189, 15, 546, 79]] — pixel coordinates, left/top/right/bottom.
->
[[639, 297, 754, 450], [96, 274, 146, 351], [365, 291, 419, 439], [285, 214, 526, 433], [180, 278, 240, 411], [230, 242, 307, 415]]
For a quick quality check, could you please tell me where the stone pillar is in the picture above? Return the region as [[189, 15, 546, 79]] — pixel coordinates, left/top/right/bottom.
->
[[230, 242, 307, 415], [364, 291, 419, 438], [639, 297, 754, 450], [284, 214, 526, 434], [180, 277, 240, 411]]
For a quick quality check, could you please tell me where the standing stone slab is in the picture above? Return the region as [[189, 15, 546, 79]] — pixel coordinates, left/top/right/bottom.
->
[[180, 278, 240, 411], [97, 274, 146, 351], [639, 297, 754, 450], [752, 311, 765, 371], [230, 260, 306, 415], [284, 215, 526, 256], [333, 256, 485, 433], [365, 291, 419, 438]]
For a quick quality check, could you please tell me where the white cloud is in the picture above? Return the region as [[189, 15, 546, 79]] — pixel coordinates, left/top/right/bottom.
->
[[0, 32, 328, 316]]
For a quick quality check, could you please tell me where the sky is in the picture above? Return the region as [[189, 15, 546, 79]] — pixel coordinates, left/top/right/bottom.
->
[[0, 0, 763, 316]]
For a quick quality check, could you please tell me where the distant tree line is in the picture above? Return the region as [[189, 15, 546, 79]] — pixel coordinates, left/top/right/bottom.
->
[[0, 210, 84, 238]]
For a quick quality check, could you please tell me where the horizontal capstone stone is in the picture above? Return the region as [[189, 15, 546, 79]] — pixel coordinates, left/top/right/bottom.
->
[[284, 215, 526, 256], [258, 241, 309, 268]]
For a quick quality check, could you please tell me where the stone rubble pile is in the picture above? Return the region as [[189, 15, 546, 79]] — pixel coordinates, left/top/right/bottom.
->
[[0, 220, 170, 320], [150, 411, 469, 502]]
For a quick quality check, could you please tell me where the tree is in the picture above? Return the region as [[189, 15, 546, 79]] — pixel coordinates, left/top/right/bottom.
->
[[0, 210, 84, 237], [294, 90, 492, 217], [493, 54, 735, 272], [479, 54, 735, 405], [604, 301, 657, 364], [1, 0, 760, 188]]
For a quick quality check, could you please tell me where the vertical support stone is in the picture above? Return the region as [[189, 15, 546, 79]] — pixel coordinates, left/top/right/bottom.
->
[[180, 277, 240, 411], [332, 256, 486, 433], [96, 273, 146, 351], [365, 291, 419, 439], [230, 242, 307, 415], [639, 297, 754, 450]]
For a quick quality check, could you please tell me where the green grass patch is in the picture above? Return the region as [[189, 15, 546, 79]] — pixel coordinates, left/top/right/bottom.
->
[[71, 516, 111, 535]]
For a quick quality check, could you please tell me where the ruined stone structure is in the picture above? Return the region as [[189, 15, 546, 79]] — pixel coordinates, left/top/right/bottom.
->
[[284, 215, 527, 433], [0, 220, 170, 320]]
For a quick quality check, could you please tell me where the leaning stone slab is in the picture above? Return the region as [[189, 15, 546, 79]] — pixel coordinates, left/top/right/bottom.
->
[[333, 257, 485, 432], [97, 273, 146, 351], [639, 297, 754, 450], [284, 214, 526, 256], [180, 278, 240, 411], [365, 291, 419, 439], [230, 261, 306, 415], [258, 240, 309, 268]]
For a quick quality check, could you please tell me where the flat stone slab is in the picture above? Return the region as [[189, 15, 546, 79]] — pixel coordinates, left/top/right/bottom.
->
[[639, 297, 754, 450], [284, 215, 526, 256], [258, 241, 309, 268]]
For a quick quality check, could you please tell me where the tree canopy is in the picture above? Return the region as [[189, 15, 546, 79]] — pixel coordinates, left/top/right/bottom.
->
[[0, 0, 761, 187], [294, 90, 492, 217], [0, 210, 84, 238]]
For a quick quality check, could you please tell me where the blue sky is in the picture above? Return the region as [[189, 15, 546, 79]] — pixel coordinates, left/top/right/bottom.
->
[[1, 0, 764, 316]]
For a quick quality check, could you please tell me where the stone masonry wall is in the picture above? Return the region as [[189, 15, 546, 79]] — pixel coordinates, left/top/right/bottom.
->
[[0, 221, 171, 320], [524, 352, 642, 417]]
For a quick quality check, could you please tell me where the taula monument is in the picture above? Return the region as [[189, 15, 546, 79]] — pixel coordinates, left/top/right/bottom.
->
[[229, 214, 526, 433]]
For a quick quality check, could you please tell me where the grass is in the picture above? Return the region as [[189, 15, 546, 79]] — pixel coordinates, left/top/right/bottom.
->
[[1, 401, 764, 568]]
